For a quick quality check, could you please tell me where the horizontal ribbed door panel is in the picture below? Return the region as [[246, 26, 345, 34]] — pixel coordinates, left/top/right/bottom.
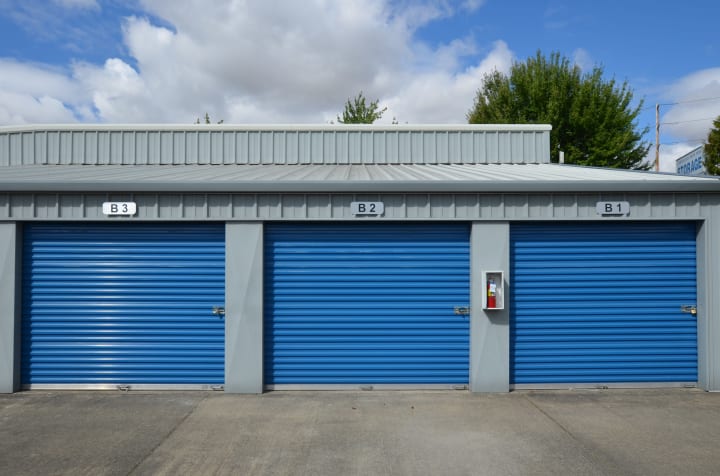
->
[[22, 224, 225, 385], [511, 222, 697, 385], [265, 224, 470, 385]]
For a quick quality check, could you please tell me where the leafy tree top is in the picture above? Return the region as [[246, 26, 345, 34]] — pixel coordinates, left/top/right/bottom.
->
[[704, 116, 720, 175], [468, 51, 650, 169], [337, 92, 387, 124]]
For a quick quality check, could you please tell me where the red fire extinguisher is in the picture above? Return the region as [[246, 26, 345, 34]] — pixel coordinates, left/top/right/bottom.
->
[[487, 277, 497, 309]]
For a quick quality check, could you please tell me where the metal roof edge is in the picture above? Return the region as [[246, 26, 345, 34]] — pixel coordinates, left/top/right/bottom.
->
[[0, 123, 553, 134], [4, 180, 720, 194], [556, 163, 706, 178]]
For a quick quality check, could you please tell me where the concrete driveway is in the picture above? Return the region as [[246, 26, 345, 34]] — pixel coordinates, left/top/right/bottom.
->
[[1, 389, 719, 475]]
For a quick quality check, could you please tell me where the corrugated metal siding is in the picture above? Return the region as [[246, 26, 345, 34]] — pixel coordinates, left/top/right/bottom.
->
[[264, 224, 470, 384], [22, 224, 225, 385], [0, 127, 550, 166], [0, 192, 711, 222], [510, 222, 698, 384]]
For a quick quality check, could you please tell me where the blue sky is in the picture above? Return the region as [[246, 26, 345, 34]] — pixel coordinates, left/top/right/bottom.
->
[[0, 0, 718, 170]]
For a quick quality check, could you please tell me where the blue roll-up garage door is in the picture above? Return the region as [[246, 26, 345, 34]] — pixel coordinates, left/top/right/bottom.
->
[[511, 222, 697, 386], [265, 224, 470, 386], [22, 224, 225, 386]]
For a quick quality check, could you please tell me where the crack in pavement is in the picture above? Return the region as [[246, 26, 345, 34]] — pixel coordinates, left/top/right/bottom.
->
[[522, 394, 636, 476], [126, 394, 208, 476]]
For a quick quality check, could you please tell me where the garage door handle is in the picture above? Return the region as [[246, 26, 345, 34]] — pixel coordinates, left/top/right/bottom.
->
[[212, 306, 225, 317], [680, 305, 697, 316]]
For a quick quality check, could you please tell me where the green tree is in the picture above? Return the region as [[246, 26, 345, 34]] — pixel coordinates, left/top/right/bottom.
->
[[467, 51, 650, 169], [195, 112, 224, 124], [704, 116, 720, 175], [337, 91, 387, 124]]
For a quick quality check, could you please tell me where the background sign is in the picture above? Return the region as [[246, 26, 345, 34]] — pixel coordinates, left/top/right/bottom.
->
[[675, 145, 706, 176]]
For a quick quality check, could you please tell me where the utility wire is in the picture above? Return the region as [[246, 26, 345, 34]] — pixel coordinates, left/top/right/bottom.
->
[[667, 96, 720, 105], [660, 139, 706, 146], [661, 116, 717, 125], [640, 95, 720, 110]]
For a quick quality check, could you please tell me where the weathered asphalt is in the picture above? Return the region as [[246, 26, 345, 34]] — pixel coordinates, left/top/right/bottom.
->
[[1, 388, 719, 475]]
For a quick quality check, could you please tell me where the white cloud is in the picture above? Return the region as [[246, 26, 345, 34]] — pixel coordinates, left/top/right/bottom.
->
[[650, 68, 720, 172], [0, 0, 512, 124], [73, 58, 152, 122], [0, 0, 506, 125], [0, 59, 82, 124], [381, 40, 513, 123], [126, 0, 414, 119], [661, 68, 720, 141], [572, 48, 593, 71], [0, 92, 77, 124], [0, 60, 81, 101], [658, 143, 699, 173]]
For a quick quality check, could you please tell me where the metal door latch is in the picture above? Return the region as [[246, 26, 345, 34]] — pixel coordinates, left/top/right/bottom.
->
[[454, 306, 470, 315], [212, 306, 225, 317], [680, 305, 697, 316]]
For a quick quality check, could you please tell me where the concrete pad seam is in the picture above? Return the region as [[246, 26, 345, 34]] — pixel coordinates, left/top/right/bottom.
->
[[522, 394, 632, 476], [523, 394, 577, 440], [126, 393, 208, 476]]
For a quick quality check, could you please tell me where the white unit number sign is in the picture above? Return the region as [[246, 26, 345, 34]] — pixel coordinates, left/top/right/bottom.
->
[[596, 201, 630, 216], [351, 201, 384, 216], [102, 202, 137, 216]]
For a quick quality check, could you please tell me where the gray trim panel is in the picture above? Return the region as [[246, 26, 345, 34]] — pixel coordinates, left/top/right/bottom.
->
[[470, 223, 510, 392], [225, 223, 264, 394], [1, 192, 712, 221], [0, 223, 20, 393]]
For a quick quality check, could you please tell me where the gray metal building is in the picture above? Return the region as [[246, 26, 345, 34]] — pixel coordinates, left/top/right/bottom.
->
[[2, 124, 720, 393]]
